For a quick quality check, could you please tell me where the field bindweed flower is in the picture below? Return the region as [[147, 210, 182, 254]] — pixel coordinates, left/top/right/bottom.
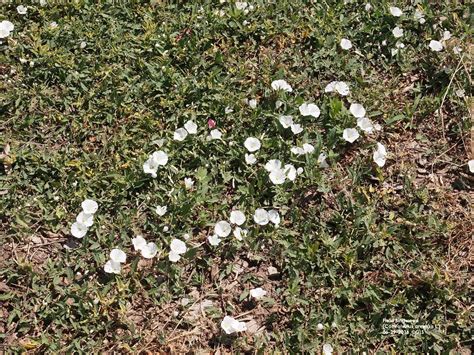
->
[[250, 287, 267, 300], [323, 343, 334, 355], [184, 120, 198, 134], [208, 234, 221, 246], [49, 21, 58, 29], [233, 227, 248, 241], [269, 168, 286, 185], [279, 115, 293, 128], [104, 260, 121, 274], [208, 118, 216, 128], [71, 222, 88, 238], [365, 3, 372, 11], [317, 323, 324, 330], [389, 6, 403, 17], [110, 248, 126, 263], [215, 220, 232, 237], [174, 127, 188, 141], [265, 159, 282, 172], [284, 164, 297, 181], [245, 153, 257, 165], [268, 210, 280, 225], [373, 143, 387, 167], [340, 38, 352, 50], [349, 103, 366, 118], [244, 137, 261, 152], [299, 103, 320, 118], [82, 199, 99, 215], [76, 211, 94, 227], [291, 146, 305, 156], [271, 79, 292, 92], [221, 316, 247, 334], [17, 5, 27, 15], [303, 143, 314, 154], [143, 151, 168, 178], [290, 123, 303, 135], [468, 160, 474, 173], [155, 205, 167, 216], [325, 81, 350, 96], [169, 238, 187, 262], [254, 208, 269, 225], [184, 177, 194, 189], [229, 210, 246, 225], [210, 129, 222, 140], [132, 235, 158, 258], [343, 128, 360, 143], [392, 26, 404, 38], [357, 117, 375, 133], [442, 30, 451, 41], [318, 153, 329, 168], [225, 106, 233, 114], [429, 40, 443, 52]]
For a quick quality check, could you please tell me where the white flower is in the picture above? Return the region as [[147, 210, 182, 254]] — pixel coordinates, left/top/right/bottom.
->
[[17, 5, 27, 15], [247, 99, 257, 109], [275, 100, 283, 109], [244, 137, 261, 152], [365, 3, 372, 11], [389, 6, 403, 17], [71, 222, 88, 238], [80, 41, 87, 49], [373, 142, 387, 167], [323, 343, 334, 355], [269, 168, 286, 185], [208, 234, 221, 246], [155, 205, 167, 216], [110, 248, 126, 263], [284, 164, 297, 181], [290, 146, 305, 156], [297, 167, 304, 175], [245, 153, 257, 165], [271, 79, 293, 92], [357, 117, 375, 133], [235, 1, 248, 10], [104, 260, 121, 274], [318, 153, 329, 168], [317, 323, 324, 330], [268, 209, 280, 225], [342, 128, 360, 143], [184, 120, 198, 134], [141, 242, 158, 259], [254, 208, 269, 225], [392, 26, 404, 38], [132, 235, 147, 251], [81, 199, 98, 214], [225, 106, 233, 114], [453, 46, 462, 55], [49, 21, 58, 29], [250, 287, 267, 300], [468, 160, 474, 173], [183, 233, 191, 240], [279, 115, 293, 128], [442, 30, 451, 41], [429, 40, 443, 52], [215, 220, 232, 237], [229, 210, 246, 225], [414, 9, 424, 22], [334, 81, 350, 96], [349, 103, 366, 118], [290, 123, 303, 135], [168, 251, 181, 262], [76, 211, 94, 227], [340, 38, 352, 50], [299, 103, 320, 118], [174, 127, 188, 141], [170, 238, 187, 254], [184, 177, 194, 189], [233, 227, 248, 241], [303, 143, 314, 154], [265, 159, 282, 172], [324, 81, 337, 93], [221, 316, 247, 334], [143, 151, 168, 178], [210, 129, 222, 140]]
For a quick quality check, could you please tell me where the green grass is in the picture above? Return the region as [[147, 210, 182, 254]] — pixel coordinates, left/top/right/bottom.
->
[[0, 1, 472, 353]]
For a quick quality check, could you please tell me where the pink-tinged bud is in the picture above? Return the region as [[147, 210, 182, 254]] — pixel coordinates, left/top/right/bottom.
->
[[208, 119, 216, 129]]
